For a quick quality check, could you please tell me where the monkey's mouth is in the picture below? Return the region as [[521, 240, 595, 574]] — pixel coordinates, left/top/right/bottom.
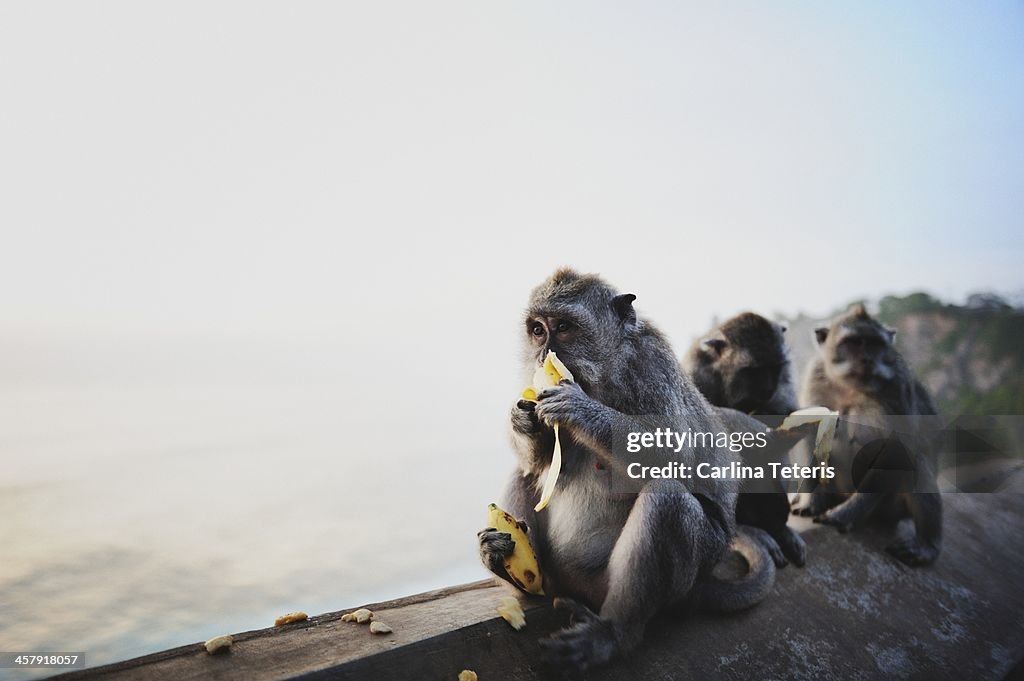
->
[[834, 358, 872, 380], [535, 355, 591, 393], [844, 367, 883, 387], [846, 364, 875, 380]]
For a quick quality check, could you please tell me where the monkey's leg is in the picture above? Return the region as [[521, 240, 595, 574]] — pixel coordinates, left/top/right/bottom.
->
[[753, 485, 806, 567], [886, 492, 942, 566], [813, 492, 882, 533], [540, 480, 722, 672], [735, 493, 789, 567], [816, 443, 920, 533]]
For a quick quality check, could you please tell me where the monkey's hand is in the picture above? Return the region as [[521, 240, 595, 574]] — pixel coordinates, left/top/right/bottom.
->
[[812, 508, 854, 533], [511, 400, 557, 473], [813, 491, 881, 534], [535, 380, 600, 432], [477, 527, 516, 579], [511, 399, 544, 435]]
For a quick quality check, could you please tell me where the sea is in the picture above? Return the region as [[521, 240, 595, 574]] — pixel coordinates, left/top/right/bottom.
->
[[1, 371, 513, 679]]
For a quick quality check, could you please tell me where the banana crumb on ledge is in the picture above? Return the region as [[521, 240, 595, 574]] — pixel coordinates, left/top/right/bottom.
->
[[496, 596, 526, 630], [274, 612, 308, 626], [204, 635, 233, 655], [369, 621, 392, 635], [342, 608, 373, 623], [458, 671, 478, 681]]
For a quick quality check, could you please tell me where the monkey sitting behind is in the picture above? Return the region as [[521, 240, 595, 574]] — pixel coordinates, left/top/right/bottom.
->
[[683, 312, 807, 568], [478, 268, 775, 673], [684, 312, 798, 421], [795, 303, 942, 566]]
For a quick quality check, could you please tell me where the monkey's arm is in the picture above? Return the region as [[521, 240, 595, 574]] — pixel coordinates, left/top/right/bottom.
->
[[535, 381, 703, 470], [913, 380, 938, 416]]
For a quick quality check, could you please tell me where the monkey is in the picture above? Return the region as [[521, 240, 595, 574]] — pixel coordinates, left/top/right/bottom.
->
[[682, 312, 807, 568], [793, 303, 942, 566], [477, 268, 775, 673], [684, 312, 798, 422]]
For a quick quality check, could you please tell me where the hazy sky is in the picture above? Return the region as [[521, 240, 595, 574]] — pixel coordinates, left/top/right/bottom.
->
[[2, 1, 1022, 350]]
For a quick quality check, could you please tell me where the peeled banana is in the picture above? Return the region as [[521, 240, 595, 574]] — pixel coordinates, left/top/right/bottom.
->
[[520, 350, 574, 512], [487, 503, 544, 595]]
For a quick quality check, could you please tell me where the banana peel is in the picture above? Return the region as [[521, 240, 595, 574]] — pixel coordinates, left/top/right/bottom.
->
[[777, 406, 839, 475], [487, 503, 544, 595], [521, 350, 574, 512]]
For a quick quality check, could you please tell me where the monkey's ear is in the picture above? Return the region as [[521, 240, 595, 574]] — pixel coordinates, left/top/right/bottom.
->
[[884, 326, 896, 343], [612, 293, 637, 324], [701, 337, 728, 356], [814, 327, 829, 345]]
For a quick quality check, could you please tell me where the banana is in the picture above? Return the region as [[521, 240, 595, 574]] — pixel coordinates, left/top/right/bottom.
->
[[496, 595, 527, 630], [487, 503, 544, 595], [777, 406, 840, 475], [520, 350, 574, 512]]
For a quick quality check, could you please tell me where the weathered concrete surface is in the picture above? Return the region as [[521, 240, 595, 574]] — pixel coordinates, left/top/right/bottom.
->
[[55, 489, 1024, 681]]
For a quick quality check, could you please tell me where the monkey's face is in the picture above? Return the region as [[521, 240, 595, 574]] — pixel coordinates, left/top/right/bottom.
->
[[523, 269, 637, 396], [523, 312, 605, 392], [726, 362, 787, 413], [819, 321, 898, 390], [698, 314, 790, 413]]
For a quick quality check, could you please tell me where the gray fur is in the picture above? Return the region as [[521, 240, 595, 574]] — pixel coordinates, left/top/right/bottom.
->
[[479, 268, 773, 673], [795, 303, 942, 566], [683, 311, 798, 418], [683, 313, 808, 567]]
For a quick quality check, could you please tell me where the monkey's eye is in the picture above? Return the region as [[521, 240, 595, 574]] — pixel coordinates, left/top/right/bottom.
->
[[555, 321, 571, 333], [530, 323, 545, 337]]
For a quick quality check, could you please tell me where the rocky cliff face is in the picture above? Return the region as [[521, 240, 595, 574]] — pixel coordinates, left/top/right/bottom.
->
[[783, 293, 1024, 415]]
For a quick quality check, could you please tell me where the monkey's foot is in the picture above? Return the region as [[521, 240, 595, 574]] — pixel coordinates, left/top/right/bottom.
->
[[886, 539, 939, 566], [539, 598, 622, 673], [756, 530, 788, 568], [477, 528, 515, 576], [779, 527, 808, 567], [812, 511, 853, 533]]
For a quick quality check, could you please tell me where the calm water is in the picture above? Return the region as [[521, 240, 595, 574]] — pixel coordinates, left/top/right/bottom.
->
[[0, 381, 511, 678]]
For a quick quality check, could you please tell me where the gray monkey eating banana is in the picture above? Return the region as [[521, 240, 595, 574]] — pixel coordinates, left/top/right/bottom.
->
[[479, 268, 776, 673]]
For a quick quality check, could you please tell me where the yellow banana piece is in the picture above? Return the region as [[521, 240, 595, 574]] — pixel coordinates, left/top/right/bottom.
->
[[520, 350, 574, 512], [487, 503, 544, 595]]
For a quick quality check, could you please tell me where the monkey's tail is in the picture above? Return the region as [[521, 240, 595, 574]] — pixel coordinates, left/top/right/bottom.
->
[[698, 525, 776, 614]]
